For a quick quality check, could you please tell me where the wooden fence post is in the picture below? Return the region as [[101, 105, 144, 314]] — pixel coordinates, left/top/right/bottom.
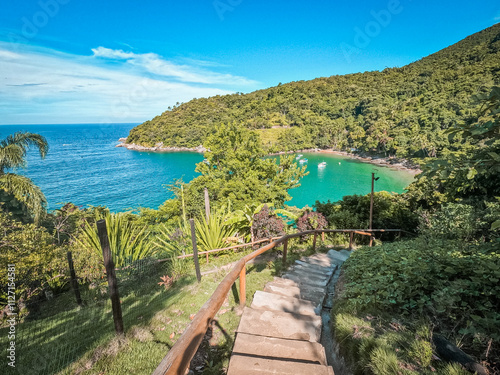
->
[[204, 188, 210, 222], [313, 232, 318, 251], [369, 236, 374, 247], [189, 219, 202, 282], [282, 238, 288, 265], [239, 266, 246, 307], [67, 251, 83, 307], [97, 220, 124, 335], [349, 231, 354, 250], [321, 231, 325, 243]]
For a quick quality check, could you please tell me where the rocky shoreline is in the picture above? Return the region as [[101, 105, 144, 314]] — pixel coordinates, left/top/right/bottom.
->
[[116, 138, 206, 153], [116, 139, 420, 174]]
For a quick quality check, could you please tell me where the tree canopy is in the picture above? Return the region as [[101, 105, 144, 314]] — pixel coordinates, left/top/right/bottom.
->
[[172, 124, 308, 217]]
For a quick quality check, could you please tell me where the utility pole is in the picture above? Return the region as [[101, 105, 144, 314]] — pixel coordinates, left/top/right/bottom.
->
[[369, 172, 375, 230], [369, 172, 380, 230]]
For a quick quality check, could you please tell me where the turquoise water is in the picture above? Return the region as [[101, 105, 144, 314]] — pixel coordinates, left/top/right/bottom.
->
[[0, 124, 414, 211], [286, 153, 414, 208]]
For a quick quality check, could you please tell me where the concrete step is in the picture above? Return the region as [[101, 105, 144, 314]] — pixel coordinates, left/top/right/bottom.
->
[[264, 281, 325, 306], [292, 262, 335, 278], [282, 271, 329, 287], [298, 255, 333, 267], [327, 250, 350, 263], [272, 276, 298, 287], [227, 354, 334, 375], [339, 249, 351, 257], [237, 307, 322, 342], [232, 332, 328, 365], [251, 290, 319, 316]]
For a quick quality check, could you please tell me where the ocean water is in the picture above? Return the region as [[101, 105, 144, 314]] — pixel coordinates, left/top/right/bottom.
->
[[0, 124, 414, 212]]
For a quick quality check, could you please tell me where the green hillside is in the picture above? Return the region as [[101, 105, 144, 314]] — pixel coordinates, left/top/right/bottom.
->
[[126, 23, 500, 158]]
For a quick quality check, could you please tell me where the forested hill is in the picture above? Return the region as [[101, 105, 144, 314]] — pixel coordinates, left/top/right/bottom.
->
[[126, 23, 500, 158]]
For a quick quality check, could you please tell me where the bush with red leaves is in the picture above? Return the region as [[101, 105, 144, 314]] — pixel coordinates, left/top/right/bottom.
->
[[251, 205, 285, 242], [296, 211, 328, 240]]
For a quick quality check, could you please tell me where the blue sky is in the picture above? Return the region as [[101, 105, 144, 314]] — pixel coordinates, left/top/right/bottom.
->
[[1, 0, 499, 125]]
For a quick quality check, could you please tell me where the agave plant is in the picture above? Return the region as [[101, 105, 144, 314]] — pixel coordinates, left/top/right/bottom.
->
[[75, 211, 152, 267], [195, 208, 237, 252], [152, 219, 191, 256]]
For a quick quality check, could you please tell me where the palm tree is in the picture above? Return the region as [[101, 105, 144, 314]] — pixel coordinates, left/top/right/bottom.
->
[[0, 132, 49, 223]]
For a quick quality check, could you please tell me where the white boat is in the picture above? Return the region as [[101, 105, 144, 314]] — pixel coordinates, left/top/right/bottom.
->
[[295, 154, 303, 160], [318, 162, 327, 168], [299, 158, 308, 164]]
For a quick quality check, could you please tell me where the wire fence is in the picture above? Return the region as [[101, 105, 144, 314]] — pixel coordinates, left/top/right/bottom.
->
[[0, 255, 175, 375]]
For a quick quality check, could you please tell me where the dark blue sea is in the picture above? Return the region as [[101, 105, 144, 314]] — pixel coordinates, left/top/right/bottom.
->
[[0, 124, 414, 212], [0, 124, 203, 212]]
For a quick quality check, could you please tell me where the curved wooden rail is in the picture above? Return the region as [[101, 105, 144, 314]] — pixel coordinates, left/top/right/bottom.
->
[[152, 228, 401, 375]]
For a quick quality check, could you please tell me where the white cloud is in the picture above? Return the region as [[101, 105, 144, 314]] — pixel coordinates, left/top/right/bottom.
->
[[91, 46, 255, 85], [0, 43, 256, 124]]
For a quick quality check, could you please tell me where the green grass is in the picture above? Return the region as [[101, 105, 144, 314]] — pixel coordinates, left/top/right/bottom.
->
[[332, 312, 470, 375]]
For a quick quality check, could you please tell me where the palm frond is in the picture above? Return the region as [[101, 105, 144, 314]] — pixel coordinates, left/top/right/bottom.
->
[[0, 173, 47, 223], [0, 132, 49, 172]]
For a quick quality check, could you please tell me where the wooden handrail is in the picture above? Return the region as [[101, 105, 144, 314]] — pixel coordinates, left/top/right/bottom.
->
[[152, 228, 401, 375]]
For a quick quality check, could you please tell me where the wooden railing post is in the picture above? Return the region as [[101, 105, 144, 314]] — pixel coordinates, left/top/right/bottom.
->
[[189, 219, 202, 282], [239, 266, 246, 307], [313, 231, 318, 251], [282, 238, 288, 265], [97, 220, 124, 335], [204, 187, 210, 222], [349, 231, 354, 250], [67, 251, 83, 307], [321, 231, 325, 242], [369, 236, 374, 247]]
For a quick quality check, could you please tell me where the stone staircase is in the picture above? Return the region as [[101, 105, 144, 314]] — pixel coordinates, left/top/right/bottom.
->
[[227, 249, 350, 375]]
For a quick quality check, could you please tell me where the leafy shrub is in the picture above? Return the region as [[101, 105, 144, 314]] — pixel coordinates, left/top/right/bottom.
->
[[315, 191, 418, 233], [251, 204, 285, 242], [419, 201, 500, 241], [337, 238, 500, 342], [0, 212, 60, 313]]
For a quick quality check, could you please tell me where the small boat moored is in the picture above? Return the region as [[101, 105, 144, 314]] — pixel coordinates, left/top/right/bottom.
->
[[295, 154, 303, 160], [299, 158, 308, 164], [318, 161, 327, 168]]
